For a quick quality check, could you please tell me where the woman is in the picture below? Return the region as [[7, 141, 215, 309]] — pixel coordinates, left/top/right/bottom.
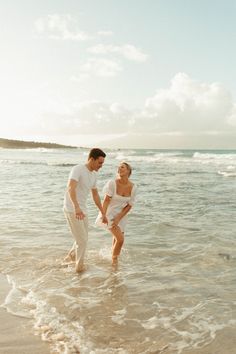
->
[[95, 162, 137, 265]]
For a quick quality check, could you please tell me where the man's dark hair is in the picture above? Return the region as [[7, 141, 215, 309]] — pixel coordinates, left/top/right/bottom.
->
[[88, 148, 106, 160]]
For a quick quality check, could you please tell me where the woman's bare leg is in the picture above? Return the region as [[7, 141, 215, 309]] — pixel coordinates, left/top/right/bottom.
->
[[110, 226, 124, 265], [112, 237, 116, 252]]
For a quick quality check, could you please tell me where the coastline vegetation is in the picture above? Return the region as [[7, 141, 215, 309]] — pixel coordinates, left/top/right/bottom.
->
[[0, 138, 77, 149]]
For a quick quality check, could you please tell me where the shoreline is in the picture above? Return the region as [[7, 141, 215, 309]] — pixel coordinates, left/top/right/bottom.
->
[[0, 273, 50, 354]]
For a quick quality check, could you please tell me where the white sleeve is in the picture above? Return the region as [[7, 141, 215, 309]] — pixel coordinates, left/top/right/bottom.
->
[[129, 185, 137, 206], [103, 180, 115, 197], [68, 165, 81, 182]]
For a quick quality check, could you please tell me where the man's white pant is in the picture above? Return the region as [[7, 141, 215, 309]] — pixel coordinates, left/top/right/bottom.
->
[[64, 210, 88, 269]]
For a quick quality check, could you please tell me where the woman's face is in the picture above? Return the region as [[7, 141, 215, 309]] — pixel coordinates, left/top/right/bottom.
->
[[118, 163, 130, 177]]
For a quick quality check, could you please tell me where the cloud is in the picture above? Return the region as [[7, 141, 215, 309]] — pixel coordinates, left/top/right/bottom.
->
[[228, 104, 236, 126], [48, 73, 235, 137], [87, 44, 148, 62], [80, 58, 122, 77], [144, 73, 234, 132], [20, 73, 236, 137], [37, 101, 132, 135], [34, 14, 91, 41], [80, 44, 147, 80], [2, 73, 235, 149]]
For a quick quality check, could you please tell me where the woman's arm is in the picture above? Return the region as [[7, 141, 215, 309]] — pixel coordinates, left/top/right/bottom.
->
[[112, 204, 132, 227]]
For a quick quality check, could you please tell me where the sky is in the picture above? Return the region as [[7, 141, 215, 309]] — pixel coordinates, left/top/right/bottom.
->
[[1, 0, 236, 149]]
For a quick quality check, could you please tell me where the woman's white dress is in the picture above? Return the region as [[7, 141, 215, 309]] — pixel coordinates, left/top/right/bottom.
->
[[95, 180, 137, 232]]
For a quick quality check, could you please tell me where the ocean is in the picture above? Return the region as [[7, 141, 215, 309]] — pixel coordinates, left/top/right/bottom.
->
[[0, 147, 236, 354]]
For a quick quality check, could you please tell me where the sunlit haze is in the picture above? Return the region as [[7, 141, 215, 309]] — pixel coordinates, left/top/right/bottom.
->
[[1, 0, 236, 148]]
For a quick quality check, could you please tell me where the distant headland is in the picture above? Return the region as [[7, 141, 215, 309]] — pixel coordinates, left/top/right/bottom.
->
[[0, 138, 77, 149]]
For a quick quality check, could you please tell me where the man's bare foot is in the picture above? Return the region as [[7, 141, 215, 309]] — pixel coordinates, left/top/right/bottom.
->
[[75, 263, 86, 273]]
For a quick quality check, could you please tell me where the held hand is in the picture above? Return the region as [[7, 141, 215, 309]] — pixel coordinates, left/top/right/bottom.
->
[[75, 207, 86, 220], [101, 214, 108, 224]]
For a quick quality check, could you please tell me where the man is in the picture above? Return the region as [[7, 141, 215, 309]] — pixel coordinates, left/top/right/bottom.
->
[[63, 148, 107, 272]]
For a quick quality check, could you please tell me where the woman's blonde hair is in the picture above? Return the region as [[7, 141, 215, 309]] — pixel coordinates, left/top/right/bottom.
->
[[121, 162, 132, 177]]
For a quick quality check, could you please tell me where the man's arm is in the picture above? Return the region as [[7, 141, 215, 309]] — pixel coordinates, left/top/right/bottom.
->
[[102, 195, 111, 216], [92, 188, 108, 223], [68, 179, 85, 219]]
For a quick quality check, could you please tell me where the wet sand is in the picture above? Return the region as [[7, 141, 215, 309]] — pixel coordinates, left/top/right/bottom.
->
[[184, 328, 236, 354], [0, 273, 50, 354]]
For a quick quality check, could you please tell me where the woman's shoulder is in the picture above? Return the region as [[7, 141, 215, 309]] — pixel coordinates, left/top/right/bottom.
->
[[103, 179, 116, 195], [130, 182, 137, 193], [128, 180, 136, 188]]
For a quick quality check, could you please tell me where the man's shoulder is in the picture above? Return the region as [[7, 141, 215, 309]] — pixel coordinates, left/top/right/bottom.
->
[[72, 164, 85, 172], [69, 164, 85, 178]]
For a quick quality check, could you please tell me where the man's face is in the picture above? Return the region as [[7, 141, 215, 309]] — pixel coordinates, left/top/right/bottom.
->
[[92, 156, 105, 171]]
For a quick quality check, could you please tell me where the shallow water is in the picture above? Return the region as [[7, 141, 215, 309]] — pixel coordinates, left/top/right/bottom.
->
[[0, 147, 236, 353]]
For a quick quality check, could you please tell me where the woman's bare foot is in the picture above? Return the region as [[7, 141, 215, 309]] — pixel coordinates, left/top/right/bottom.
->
[[112, 256, 118, 266], [63, 251, 76, 263]]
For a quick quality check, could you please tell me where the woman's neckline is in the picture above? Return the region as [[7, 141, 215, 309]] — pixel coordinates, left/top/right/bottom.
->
[[115, 179, 133, 197]]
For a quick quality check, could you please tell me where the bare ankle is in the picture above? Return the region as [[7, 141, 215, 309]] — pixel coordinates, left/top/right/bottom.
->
[[112, 256, 118, 265], [75, 262, 85, 273]]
